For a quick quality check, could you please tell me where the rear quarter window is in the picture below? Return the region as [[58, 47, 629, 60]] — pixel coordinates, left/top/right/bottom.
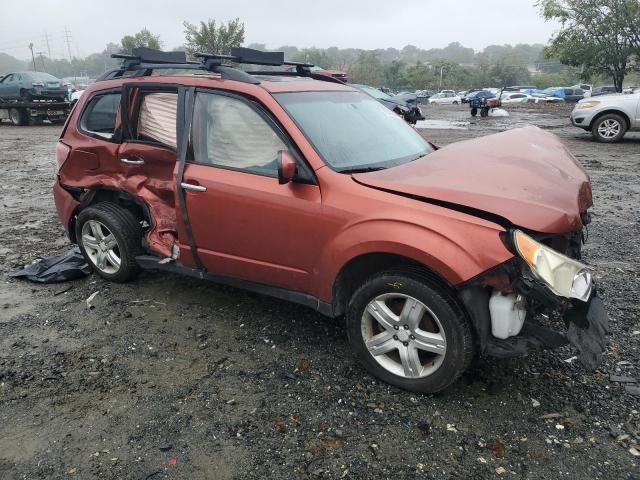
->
[[80, 93, 121, 139]]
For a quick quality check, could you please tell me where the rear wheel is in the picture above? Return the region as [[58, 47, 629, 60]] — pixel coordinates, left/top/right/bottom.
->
[[480, 107, 489, 117], [591, 113, 627, 143], [8, 108, 28, 126], [452, 101, 459, 105], [346, 271, 472, 393], [76, 202, 143, 282]]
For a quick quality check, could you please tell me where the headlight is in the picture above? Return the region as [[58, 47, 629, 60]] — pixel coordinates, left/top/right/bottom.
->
[[577, 101, 600, 109], [512, 230, 593, 301]]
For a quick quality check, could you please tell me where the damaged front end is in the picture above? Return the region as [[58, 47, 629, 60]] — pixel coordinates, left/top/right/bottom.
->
[[458, 226, 608, 370]]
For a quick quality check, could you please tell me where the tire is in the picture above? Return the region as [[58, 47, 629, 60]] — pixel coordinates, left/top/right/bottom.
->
[[470, 108, 478, 117], [591, 113, 627, 143], [453, 101, 459, 105], [75, 202, 143, 282], [346, 271, 473, 393], [480, 107, 489, 118], [8, 108, 28, 126]]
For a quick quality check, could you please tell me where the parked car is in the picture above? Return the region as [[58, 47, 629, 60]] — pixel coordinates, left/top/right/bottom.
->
[[591, 86, 617, 97], [462, 88, 484, 103], [415, 90, 434, 102], [563, 88, 585, 102], [429, 92, 462, 105], [500, 92, 532, 104], [571, 91, 640, 142], [572, 84, 592, 97], [352, 84, 425, 124], [439, 89, 455, 95], [54, 48, 606, 393], [0, 71, 68, 102], [530, 93, 565, 104]]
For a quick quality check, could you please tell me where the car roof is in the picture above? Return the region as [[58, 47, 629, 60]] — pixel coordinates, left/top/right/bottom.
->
[[88, 73, 356, 95]]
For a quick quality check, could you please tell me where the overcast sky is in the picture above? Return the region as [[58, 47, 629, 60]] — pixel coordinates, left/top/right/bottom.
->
[[0, 0, 559, 60]]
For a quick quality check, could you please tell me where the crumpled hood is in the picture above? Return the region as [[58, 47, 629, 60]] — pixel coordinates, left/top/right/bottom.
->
[[353, 126, 592, 233]]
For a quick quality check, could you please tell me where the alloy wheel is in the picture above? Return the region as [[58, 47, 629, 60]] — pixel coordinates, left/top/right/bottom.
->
[[598, 119, 621, 138], [361, 293, 447, 378], [81, 220, 121, 274]]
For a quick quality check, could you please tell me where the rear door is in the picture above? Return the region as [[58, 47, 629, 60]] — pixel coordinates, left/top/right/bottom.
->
[[117, 83, 183, 257], [175, 89, 323, 293]]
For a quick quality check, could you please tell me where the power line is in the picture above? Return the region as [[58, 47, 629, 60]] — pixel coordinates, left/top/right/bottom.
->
[[63, 26, 73, 61], [42, 31, 51, 58]]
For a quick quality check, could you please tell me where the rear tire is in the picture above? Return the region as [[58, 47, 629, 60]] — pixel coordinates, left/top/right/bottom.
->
[[480, 107, 489, 118], [76, 202, 143, 282], [591, 113, 627, 143], [8, 108, 28, 126], [346, 271, 473, 393]]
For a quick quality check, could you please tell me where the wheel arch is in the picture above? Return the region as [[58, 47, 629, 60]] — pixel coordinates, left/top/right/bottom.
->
[[589, 109, 631, 131], [68, 188, 150, 243], [331, 252, 459, 318]]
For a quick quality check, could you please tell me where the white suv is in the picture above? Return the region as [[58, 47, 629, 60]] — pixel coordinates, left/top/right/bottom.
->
[[571, 92, 640, 142]]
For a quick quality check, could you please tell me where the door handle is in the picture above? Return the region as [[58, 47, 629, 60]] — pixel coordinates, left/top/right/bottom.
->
[[181, 182, 207, 192], [120, 158, 144, 165]]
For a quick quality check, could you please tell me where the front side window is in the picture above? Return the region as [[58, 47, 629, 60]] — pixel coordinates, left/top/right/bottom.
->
[[137, 92, 178, 148], [191, 92, 287, 176], [80, 93, 121, 139], [276, 90, 433, 172]]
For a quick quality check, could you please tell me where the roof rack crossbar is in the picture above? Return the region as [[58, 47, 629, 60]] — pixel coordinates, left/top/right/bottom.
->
[[102, 47, 333, 86]]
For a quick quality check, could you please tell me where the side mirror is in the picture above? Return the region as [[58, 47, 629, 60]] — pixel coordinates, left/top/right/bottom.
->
[[277, 150, 297, 185]]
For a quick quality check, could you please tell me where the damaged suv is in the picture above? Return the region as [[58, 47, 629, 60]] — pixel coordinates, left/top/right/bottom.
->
[[53, 48, 607, 393]]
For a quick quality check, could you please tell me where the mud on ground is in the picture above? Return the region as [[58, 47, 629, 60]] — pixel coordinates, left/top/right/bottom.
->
[[0, 104, 638, 479]]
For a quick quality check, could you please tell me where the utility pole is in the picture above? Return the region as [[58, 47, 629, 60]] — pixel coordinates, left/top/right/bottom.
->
[[29, 43, 36, 71], [37, 51, 46, 70], [439, 66, 444, 90], [42, 31, 51, 58], [64, 27, 73, 61]]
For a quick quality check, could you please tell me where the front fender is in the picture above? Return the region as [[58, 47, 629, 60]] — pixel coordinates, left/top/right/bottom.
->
[[315, 218, 513, 302]]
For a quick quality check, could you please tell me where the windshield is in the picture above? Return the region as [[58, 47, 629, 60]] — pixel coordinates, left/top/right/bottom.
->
[[276, 90, 433, 172]]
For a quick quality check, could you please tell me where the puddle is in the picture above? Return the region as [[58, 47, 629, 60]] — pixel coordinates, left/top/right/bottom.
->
[[415, 119, 470, 130]]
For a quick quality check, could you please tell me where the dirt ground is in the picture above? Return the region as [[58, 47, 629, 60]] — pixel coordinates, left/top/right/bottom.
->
[[0, 103, 639, 480]]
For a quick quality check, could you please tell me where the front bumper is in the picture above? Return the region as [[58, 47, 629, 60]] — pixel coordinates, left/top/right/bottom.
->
[[458, 262, 608, 370], [571, 110, 595, 129], [566, 293, 608, 369]]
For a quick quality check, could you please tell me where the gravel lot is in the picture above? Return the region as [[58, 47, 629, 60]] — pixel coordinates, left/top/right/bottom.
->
[[0, 103, 638, 480]]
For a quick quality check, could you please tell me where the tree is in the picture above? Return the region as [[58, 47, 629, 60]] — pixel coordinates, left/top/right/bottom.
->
[[120, 28, 162, 54], [348, 52, 384, 86], [538, 0, 640, 92], [183, 18, 245, 56]]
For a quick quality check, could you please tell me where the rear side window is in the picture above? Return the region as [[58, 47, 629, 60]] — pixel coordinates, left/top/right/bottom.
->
[[80, 93, 121, 139], [136, 92, 178, 149]]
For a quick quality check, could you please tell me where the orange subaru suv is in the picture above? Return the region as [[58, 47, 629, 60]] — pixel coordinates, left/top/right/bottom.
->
[[53, 48, 607, 393]]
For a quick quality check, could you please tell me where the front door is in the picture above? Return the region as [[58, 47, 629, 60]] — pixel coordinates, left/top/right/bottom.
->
[[176, 90, 323, 293]]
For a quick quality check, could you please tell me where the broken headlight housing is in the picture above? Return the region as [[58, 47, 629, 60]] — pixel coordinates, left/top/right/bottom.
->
[[511, 230, 593, 302]]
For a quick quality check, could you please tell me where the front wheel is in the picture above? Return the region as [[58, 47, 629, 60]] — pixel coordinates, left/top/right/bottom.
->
[[591, 113, 627, 143], [346, 272, 473, 393], [452, 101, 459, 105], [470, 108, 478, 117], [76, 202, 143, 282]]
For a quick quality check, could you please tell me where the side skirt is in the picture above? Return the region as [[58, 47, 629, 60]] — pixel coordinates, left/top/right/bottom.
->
[[135, 255, 335, 318]]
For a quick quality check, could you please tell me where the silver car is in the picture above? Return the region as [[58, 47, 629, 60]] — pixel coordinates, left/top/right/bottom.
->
[[571, 92, 640, 142]]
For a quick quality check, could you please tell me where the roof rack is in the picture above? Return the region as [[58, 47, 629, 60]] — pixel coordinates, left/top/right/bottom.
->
[[96, 47, 342, 85]]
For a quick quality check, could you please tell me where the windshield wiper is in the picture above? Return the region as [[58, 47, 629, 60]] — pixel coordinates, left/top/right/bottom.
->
[[339, 166, 387, 174]]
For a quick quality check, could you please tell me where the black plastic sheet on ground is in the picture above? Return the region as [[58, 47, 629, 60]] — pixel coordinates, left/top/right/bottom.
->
[[10, 246, 91, 283]]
